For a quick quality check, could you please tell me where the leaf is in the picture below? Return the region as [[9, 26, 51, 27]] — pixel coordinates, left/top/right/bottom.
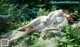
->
[[67, 45, 73, 47], [60, 37, 69, 43], [31, 8, 39, 14], [36, 4, 45, 7], [22, 4, 29, 9]]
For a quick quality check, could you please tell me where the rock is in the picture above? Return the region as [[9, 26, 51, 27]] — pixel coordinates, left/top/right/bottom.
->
[[38, 38, 58, 47], [71, 21, 80, 28], [0, 14, 11, 24], [44, 38, 58, 47], [15, 40, 28, 47], [1, 30, 28, 43]]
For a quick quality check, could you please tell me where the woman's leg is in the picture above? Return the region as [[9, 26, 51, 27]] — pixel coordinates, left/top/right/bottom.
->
[[9, 17, 41, 42], [18, 17, 41, 31]]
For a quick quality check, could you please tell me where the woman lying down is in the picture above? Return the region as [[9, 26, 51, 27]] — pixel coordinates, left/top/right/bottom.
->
[[1, 9, 76, 43]]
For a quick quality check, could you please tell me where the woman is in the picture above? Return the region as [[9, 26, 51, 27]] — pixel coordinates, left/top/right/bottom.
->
[[1, 9, 76, 43], [18, 9, 75, 33]]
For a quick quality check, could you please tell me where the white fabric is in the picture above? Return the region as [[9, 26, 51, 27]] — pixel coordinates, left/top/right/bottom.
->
[[35, 10, 68, 32]]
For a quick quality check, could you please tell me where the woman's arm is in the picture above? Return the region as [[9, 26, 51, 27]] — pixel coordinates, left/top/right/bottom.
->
[[45, 27, 58, 30]]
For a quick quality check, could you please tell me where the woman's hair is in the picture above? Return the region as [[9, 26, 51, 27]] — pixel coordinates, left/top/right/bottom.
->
[[68, 13, 79, 24]]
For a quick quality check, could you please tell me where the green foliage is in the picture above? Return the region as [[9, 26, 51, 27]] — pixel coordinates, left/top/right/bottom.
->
[[0, 0, 80, 47], [58, 25, 80, 47]]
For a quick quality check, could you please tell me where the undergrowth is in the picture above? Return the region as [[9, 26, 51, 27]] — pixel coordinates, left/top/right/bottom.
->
[[0, 0, 80, 47]]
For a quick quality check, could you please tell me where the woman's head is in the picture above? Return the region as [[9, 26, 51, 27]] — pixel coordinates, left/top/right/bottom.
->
[[63, 13, 77, 23]]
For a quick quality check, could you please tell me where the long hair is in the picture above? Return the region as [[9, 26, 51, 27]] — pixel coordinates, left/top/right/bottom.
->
[[68, 13, 79, 24]]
